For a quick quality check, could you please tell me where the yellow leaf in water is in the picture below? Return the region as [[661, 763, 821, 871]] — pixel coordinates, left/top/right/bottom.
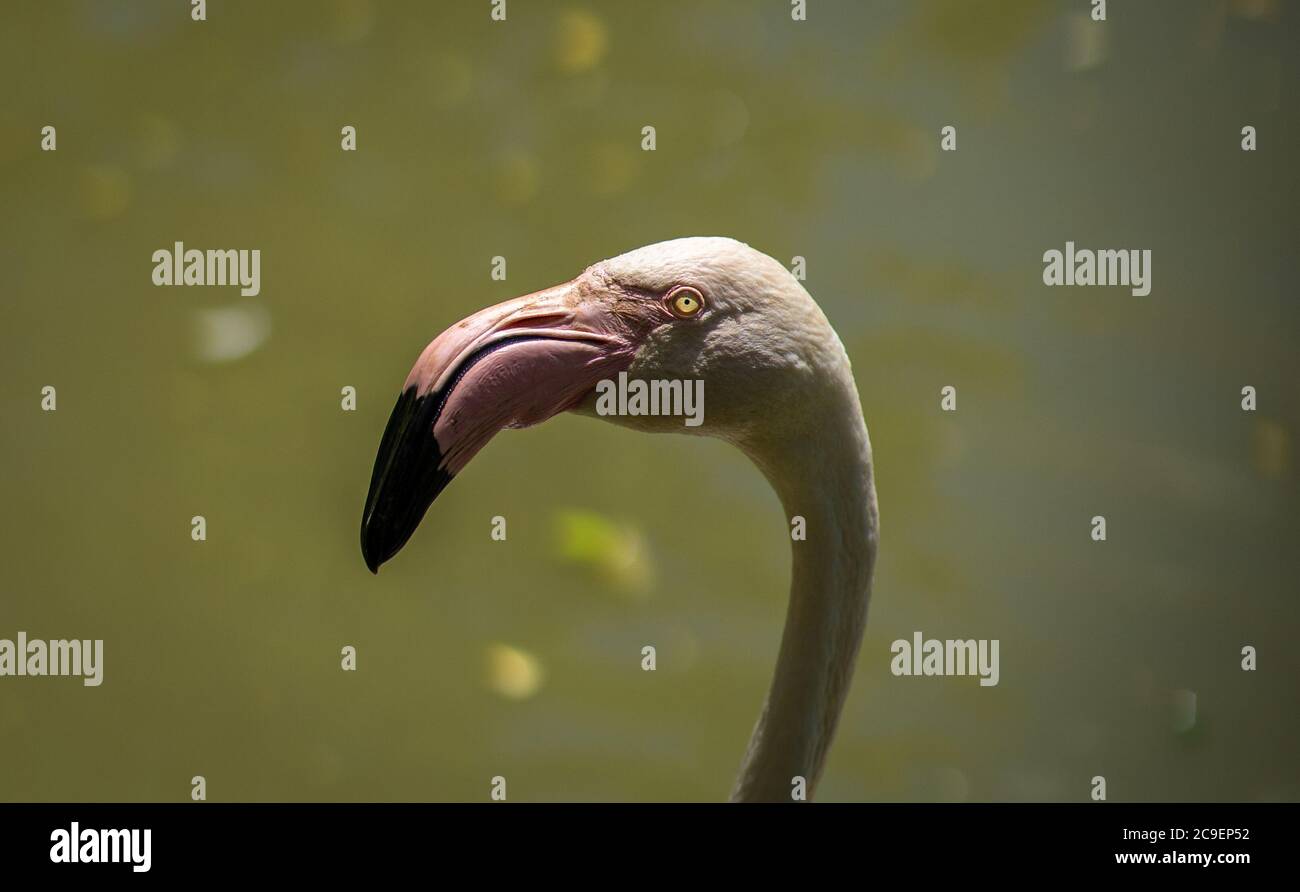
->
[[484, 643, 544, 700], [190, 304, 272, 364], [553, 9, 608, 75], [553, 508, 652, 597]]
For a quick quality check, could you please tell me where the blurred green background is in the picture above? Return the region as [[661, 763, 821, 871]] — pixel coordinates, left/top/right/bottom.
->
[[1, 0, 1297, 802]]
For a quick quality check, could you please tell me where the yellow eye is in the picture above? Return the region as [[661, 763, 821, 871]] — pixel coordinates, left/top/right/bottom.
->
[[669, 287, 704, 317]]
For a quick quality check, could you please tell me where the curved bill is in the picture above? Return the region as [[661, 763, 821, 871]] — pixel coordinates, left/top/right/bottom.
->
[[360, 284, 634, 573]]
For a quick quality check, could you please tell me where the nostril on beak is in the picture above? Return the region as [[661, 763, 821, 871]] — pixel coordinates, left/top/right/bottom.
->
[[494, 311, 573, 333]]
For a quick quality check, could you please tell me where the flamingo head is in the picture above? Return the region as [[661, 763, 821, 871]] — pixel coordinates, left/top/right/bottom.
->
[[360, 236, 846, 572]]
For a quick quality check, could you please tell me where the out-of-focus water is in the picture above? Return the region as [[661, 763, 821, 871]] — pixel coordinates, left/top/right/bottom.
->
[[1, 0, 1296, 801]]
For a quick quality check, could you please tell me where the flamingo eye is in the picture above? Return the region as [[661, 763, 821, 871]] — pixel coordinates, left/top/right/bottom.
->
[[668, 287, 704, 317]]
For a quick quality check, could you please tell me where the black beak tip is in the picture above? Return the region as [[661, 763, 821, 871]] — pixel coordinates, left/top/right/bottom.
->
[[360, 387, 455, 579], [360, 520, 389, 575]]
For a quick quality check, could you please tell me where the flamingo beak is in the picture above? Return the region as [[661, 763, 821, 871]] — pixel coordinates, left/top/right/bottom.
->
[[360, 283, 636, 573]]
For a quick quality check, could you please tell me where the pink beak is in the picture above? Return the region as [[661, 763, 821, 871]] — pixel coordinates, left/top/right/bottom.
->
[[360, 282, 637, 573]]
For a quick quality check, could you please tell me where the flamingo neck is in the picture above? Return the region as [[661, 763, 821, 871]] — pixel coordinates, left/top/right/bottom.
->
[[730, 378, 878, 802]]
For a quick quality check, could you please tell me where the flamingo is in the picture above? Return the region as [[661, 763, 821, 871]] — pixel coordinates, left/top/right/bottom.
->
[[360, 237, 878, 802]]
